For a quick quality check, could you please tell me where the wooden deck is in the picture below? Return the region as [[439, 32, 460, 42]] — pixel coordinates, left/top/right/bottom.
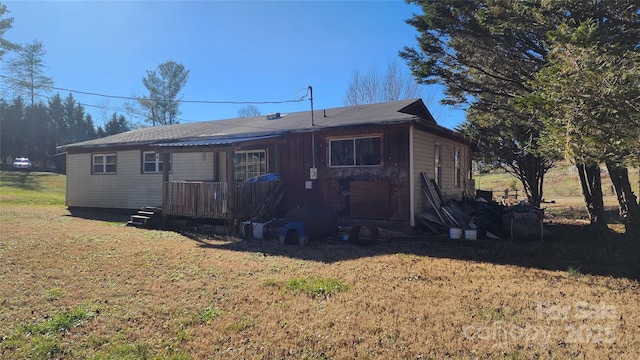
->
[[164, 181, 228, 219]]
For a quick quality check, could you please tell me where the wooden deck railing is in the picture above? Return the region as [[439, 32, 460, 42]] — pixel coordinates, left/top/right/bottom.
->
[[164, 181, 228, 219]]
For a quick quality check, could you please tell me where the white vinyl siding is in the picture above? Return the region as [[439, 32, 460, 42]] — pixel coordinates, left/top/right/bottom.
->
[[66, 150, 218, 209], [412, 126, 473, 215], [170, 152, 216, 181]]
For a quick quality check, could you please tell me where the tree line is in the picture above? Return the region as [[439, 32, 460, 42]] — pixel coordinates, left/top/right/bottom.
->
[[401, 0, 640, 229], [0, 1, 194, 170], [0, 93, 129, 170]]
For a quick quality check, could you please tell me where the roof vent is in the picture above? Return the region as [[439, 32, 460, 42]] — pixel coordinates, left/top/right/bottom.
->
[[266, 112, 281, 120]]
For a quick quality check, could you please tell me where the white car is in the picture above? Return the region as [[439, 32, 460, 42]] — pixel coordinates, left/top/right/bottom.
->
[[12, 157, 32, 171]]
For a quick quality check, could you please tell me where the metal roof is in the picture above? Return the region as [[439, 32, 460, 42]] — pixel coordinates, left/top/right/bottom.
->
[[154, 135, 279, 149]]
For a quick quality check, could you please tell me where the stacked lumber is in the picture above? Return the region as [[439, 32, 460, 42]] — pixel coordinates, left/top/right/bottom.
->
[[417, 173, 471, 235]]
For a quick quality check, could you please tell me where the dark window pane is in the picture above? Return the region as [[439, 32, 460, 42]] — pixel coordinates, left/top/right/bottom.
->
[[355, 137, 381, 166], [330, 139, 354, 166]]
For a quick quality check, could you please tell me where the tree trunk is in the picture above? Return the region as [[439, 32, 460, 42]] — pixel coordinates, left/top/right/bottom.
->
[[576, 160, 606, 227], [512, 153, 549, 208], [606, 161, 640, 229]]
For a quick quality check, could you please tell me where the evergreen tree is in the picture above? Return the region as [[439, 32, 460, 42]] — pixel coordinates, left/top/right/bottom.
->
[[0, 1, 19, 60], [103, 113, 130, 136], [400, 0, 556, 207]]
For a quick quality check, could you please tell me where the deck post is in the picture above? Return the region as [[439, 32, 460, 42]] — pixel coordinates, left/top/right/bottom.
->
[[161, 152, 170, 227]]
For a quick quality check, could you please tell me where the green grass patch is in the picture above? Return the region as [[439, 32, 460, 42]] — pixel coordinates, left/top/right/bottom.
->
[[194, 306, 221, 325], [0, 305, 96, 358], [0, 171, 66, 206], [226, 316, 255, 333], [19, 307, 95, 336], [567, 266, 584, 278], [284, 277, 349, 298]]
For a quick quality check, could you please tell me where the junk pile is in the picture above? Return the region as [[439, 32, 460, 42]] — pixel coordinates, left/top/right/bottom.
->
[[415, 173, 544, 241], [236, 173, 287, 239]]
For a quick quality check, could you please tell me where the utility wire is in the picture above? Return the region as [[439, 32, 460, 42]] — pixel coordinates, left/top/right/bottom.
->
[[0, 74, 309, 104]]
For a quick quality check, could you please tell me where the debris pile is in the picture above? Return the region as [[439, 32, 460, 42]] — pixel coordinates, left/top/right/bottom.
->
[[416, 173, 544, 241]]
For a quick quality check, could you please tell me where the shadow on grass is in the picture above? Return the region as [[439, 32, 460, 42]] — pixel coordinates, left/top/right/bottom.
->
[[0, 171, 42, 191], [184, 222, 640, 282]]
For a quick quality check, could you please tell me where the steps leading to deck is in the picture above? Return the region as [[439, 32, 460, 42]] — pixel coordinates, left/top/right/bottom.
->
[[127, 207, 162, 228]]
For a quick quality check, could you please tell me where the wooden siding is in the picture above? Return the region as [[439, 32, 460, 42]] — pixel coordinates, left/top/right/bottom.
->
[[412, 126, 473, 215], [350, 181, 390, 219], [277, 126, 411, 222]]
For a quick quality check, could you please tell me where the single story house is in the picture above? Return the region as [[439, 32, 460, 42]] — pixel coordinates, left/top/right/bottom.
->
[[57, 98, 475, 231]]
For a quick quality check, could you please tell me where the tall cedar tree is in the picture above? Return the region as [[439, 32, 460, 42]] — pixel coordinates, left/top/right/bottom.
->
[[400, 0, 556, 207], [529, 15, 640, 228], [401, 0, 639, 223]]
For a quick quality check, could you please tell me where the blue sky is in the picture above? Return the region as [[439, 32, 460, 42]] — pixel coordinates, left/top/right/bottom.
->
[[2, 0, 466, 129]]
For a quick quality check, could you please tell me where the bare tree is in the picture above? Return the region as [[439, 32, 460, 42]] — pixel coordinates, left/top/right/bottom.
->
[[237, 104, 261, 117], [137, 60, 190, 126], [7, 40, 53, 106], [343, 60, 423, 106]]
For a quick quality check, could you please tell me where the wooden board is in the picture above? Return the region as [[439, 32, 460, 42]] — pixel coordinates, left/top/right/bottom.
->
[[350, 181, 390, 219]]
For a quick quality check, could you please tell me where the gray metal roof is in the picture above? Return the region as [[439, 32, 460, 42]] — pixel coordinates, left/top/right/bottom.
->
[[155, 135, 280, 149], [57, 99, 436, 151]]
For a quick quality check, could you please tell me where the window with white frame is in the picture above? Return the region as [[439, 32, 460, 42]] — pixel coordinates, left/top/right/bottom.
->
[[454, 148, 461, 187], [434, 144, 442, 187], [329, 136, 382, 167], [92, 153, 116, 174], [234, 150, 267, 182], [143, 151, 170, 173]]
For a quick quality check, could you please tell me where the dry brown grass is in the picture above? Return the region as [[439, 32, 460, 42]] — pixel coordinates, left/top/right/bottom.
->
[[1, 201, 639, 359]]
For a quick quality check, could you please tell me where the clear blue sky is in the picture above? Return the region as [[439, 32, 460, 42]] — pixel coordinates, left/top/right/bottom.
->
[[2, 0, 466, 129]]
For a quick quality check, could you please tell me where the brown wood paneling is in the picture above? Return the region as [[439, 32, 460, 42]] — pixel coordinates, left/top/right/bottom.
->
[[350, 181, 390, 219]]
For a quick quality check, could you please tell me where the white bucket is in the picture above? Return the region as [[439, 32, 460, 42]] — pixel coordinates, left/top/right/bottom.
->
[[449, 228, 462, 239], [252, 223, 264, 239], [464, 229, 478, 240]]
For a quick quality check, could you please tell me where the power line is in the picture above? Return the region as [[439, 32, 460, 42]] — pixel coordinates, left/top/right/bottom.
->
[[0, 74, 310, 104]]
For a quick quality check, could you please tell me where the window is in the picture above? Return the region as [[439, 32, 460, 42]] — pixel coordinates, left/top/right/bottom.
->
[[329, 136, 381, 167], [143, 151, 170, 173], [92, 153, 116, 174], [234, 150, 267, 182], [434, 144, 442, 187], [454, 148, 461, 187]]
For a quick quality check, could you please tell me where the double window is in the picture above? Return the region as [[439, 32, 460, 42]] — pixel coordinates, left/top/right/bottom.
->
[[92, 153, 116, 174], [329, 136, 382, 167], [234, 150, 267, 182], [143, 151, 170, 173]]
